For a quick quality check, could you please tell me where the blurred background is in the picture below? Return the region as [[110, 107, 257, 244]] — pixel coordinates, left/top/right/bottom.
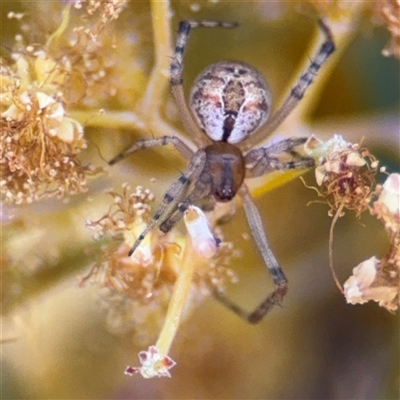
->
[[1, 1, 399, 399]]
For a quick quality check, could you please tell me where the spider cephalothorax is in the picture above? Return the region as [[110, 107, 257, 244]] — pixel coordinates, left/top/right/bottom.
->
[[110, 19, 335, 323]]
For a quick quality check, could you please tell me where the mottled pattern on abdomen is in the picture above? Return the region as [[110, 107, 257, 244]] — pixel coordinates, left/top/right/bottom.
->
[[190, 61, 272, 144]]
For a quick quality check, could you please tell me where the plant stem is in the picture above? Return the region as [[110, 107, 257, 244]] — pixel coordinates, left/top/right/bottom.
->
[[156, 240, 202, 355]]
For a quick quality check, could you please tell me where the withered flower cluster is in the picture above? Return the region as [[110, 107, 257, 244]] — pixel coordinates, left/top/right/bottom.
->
[[1, 1, 129, 205], [83, 184, 238, 341], [304, 134, 379, 218], [304, 135, 399, 312], [1, 56, 98, 204]]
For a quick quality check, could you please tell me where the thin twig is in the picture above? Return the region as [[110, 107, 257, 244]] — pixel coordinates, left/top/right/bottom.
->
[[329, 201, 345, 293]]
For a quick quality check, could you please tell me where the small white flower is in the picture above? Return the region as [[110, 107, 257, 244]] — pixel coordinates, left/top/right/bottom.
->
[[36, 91, 55, 109], [184, 205, 217, 258], [344, 256, 398, 311], [1, 103, 19, 120], [55, 117, 85, 147], [373, 173, 400, 233], [378, 173, 400, 216], [125, 345, 176, 379], [344, 256, 378, 304]]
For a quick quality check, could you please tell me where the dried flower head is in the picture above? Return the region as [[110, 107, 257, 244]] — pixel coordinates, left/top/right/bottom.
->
[[1, 58, 101, 205], [81, 0, 126, 21], [304, 134, 378, 217], [304, 137, 399, 311], [83, 184, 171, 297], [0, 2, 137, 205], [355, 173, 400, 313], [50, 0, 134, 107], [83, 184, 237, 342]]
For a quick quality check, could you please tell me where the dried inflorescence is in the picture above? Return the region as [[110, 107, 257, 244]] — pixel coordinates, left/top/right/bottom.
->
[[304, 136, 399, 312], [1, 1, 143, 205], [76, 0, 126, 21], [304, 134, 379, 217], [1, 4, 130, 205], [356, 173, 400, 312], [1, 59, 101, 204], [83, 184, 176, 300], [83, 185, 237, 337], [334, 168, 400, 313], [48, 0, 133, 107]]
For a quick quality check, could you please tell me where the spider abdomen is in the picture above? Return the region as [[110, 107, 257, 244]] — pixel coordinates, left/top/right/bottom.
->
[[190, 61, 272, 144], [204, 142, 245, 202]]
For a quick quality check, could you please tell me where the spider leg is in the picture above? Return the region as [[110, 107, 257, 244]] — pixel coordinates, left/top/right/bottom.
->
[[253, 137, 308, 154], [171, 20, 239, 147], [127, 150, 207, 256], [159, 169, 213, 233], [244, 137, 314, 178], [241, 19, 335, 150], [213, 183, 287, 324], [108, 136, 194, 165]]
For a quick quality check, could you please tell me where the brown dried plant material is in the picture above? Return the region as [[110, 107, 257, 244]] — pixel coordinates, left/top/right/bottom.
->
[[304, 137, 399, 312], [83, 185, 237, 338], [302, 135, 379, 293], [363, 173, 400, 312], [1, 1, 148, 206], [1, 60, 101, 205], [1, 3, 136, 205], [304, 134, 379, 218]]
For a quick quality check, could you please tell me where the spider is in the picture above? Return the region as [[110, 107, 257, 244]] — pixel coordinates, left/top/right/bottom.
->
[[109, 19, 335, 323]]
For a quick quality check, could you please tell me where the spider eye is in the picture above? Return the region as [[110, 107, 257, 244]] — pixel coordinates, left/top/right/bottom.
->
[[215, 186, 235, 202], [190, 61, 272, 144]]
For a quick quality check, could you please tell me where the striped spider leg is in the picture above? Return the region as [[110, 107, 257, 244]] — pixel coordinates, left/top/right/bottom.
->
[[111, 139, 207, 257], [110, 19, 335, 323], [244, 137, 316, 179], [239, 19, 335, 151]]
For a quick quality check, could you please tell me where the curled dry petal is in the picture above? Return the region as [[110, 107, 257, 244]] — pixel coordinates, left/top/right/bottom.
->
[[344, 256, 398, 311], [379, 173, 400, 215], [373, 173, 400, 234], [344, 256, 379, 304]]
